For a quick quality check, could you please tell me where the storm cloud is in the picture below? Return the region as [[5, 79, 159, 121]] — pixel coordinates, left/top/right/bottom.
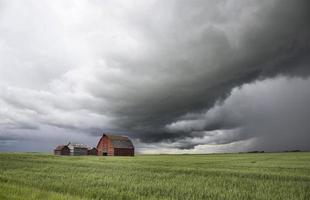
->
[[166, 77, 310, 151], [0, 0, 309, 152]]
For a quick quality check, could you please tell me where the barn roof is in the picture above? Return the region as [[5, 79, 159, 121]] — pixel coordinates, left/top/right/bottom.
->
[[101, 134, 134, 149], [67, 142, 89, 149], [54, 145, 68, 151], [105, 134, 129, 140], [111, 140, 134, 149]]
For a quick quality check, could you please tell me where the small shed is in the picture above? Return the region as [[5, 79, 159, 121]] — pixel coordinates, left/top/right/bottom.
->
[[67, 142, 88, 156], [54, 145, 70, 155], [97, 134, 134, 156], [87, 147, 98, 155]]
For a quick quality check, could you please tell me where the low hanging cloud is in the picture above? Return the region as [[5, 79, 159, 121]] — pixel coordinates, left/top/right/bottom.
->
[[166, 77, 310, 152], [0, 0, 310, 152]]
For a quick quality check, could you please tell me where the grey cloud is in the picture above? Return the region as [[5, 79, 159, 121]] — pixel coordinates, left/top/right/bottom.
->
[[0, 0, 309, 152], [167, 77, 310, 151], [93, 0, 310, 141]]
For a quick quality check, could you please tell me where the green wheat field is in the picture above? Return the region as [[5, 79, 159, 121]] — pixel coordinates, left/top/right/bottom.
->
[[0, 152, 309, 200]]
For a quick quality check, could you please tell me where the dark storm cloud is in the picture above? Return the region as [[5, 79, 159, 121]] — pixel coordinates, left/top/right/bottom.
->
[[167, 77, 310, 151], [94, 0, 310, 143], [0, 0, 310, 152]]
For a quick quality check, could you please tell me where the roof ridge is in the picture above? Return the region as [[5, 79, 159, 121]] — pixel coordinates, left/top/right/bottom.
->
[[104, 133, 129, 138]]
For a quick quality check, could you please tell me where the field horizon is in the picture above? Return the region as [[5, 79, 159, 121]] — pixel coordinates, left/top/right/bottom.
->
[[2, 148, 307, 155]]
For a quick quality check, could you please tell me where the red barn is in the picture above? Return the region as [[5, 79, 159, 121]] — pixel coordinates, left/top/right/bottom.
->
[[97, 134, 134, 156]]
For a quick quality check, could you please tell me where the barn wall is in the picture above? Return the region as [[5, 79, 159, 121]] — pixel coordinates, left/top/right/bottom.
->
[[54, 148, 70, 156], [88, 148, 98, 155], [72, 147, 88, 156], [107, 138, 114, 156], [114, 148, 134, 156], [61, 148, 70, 155], [54, 150, 61, 155], [97, 136, 105, 155], [97, 136, 114, 156]]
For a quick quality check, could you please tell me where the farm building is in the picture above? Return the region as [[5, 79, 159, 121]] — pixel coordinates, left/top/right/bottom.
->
[[67, 142, 89, 156], [54, 145, 70, 155], [97, 134, 134, 156], [87, 147, 98, 155]]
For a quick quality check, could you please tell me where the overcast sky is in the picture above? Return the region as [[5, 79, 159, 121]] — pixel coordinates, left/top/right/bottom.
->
[[0, 0, 309, 153]]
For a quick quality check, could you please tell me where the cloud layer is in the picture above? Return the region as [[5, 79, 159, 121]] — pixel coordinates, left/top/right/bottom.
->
[[166, 77, 310, 152], [0, 0, 309, 152]]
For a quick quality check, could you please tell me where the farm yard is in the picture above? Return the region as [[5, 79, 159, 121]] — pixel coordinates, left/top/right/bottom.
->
[[0, 152, 309, 200]]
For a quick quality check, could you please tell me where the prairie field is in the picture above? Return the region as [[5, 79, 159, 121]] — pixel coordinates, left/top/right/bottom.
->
[[0, 152, 309, 200]]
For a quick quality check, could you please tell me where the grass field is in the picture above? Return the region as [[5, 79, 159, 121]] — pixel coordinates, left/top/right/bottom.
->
[[0, 152, 309, 200]]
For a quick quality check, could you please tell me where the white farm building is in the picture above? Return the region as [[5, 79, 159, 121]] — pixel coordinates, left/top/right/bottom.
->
[[67, 142, 89, 156]]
